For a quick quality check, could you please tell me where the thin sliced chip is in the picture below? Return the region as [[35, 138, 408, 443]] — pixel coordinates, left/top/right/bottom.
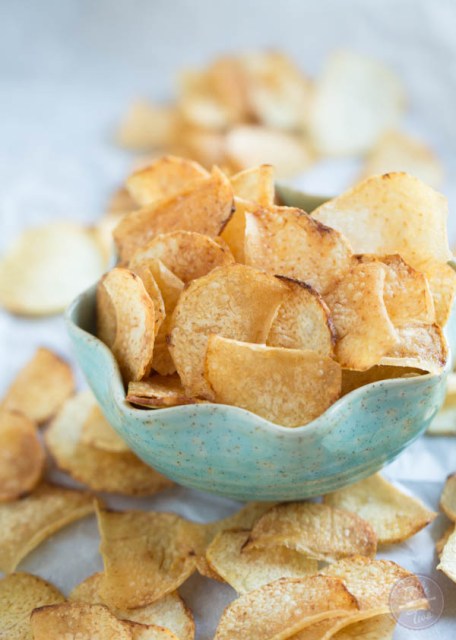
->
[[130, 231, 235, 283], [230, 165, 275, 205], [267, 277, 335, 356], [130, 263, 166, 336], [206, 56, 248, 123], [179, 127, 228, 168], [214, 575, 358, 640], [319, 609, 395, 640], [97, 506, 203, 609], [437, 526, 456, 582], [245, 502, 377, 561], [114, 167, 234, 262], [0, 572, 65, 640], [324, 474, 436, 544], [244, 206, 353, 294], [312, 173, 451, 269], [97, 268, 156, 381], [220, 197, 255, 262], [127, 375, 200, 408], [205, 336, 341, 427], [80, 404, 129, 452], [0, 411, 44, 502], [341, 366, 422, 396], [379, 324, 447, 373], [169, 264, 288, 398], [45, 391, 173, 495], [436, 525, 455, 558], [308, 51, 404, 155], [325, 262, 398, 370], [0, 483, 94, 573], [178, 69, 234, 130], [117, 100, 179, 150], [416, 258, 456, 327], [0, 222, 106, 315], [1, 347, 74, 424], [440, 473, 456, 521]]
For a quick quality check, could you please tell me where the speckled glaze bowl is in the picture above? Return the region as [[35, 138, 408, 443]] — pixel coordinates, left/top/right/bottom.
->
[[66, 285, 455, 501]]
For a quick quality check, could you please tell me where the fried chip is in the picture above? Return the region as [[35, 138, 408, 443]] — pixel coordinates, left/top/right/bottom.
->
[[379, 324, 447, 374], [440, 473, 456, 521], [213, 575, 358, 640], [0, 222, 106, 316], [114, 167, 234, 262], [437, 526, 456, 582], [117, 100, 179, 150], [244, 206, 353, 294], [1, 347, 74, 424], [0, 483, 94, 573], [317, 609, 396, 640], [206, 56, 248, 123], [97, 268, 156, 381], [179, 126, 228, 168], [205, 336, 341, 427], [312, 173, 451, 269], [169, 264, 288, 397], [178, 68, 234, 131], [267, 277, 335, 356], [127, 375, 200, 408], [45, 392, 173, 495], [80, 404, 129, 453], [436, 525, 454, 558], [0, 572, 64, 640], [0, 411, 44, 502], [416, 258, 456, 327], [325, 262, 398, 370], [230, 165, 275, 205], [324, 474, 436, 544], [220, 197, 254, 262], [129, 231, 234, 283], [97, 506, 202, 609], [129, 262, 166, 337], [341, 366, 422, 396], [245, 502, 377, 561]]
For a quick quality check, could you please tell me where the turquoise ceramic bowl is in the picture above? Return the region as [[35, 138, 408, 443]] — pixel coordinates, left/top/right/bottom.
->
[[66, 286, 455, 501]]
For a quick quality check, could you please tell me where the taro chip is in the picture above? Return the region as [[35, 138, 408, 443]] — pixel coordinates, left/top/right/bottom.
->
[[0, 483, 95, 573], [316, 609, 396, 640], [114, 166, 234, 262], [213, 575, 358, 640], [220, 197, 256, 262], [45, 392, 173, 496], [97, 268, 156, 381], [117, 100, 179, 150], [126, 155, 208, 206], [81, 404, 129, 453], [168, 264, 288, 398], [230, 165, 275, 205], [96, 506, 203, 609], [205, 336, 341, 427], [379, 324, 447, 373], [324, 473, 436, 544], [244, 206, 353, 294], [440, 473, 456, 521], [127, 375, 200, 408], [0, 411, 44, 502], [0, 572, 65, 640], [129, 231, 235, 283], [341, 366, 422, 396], [1, 347, 75, 424], [438, 526, 456, 583], [416, 258, 456, 327], [245, 502, 377, 562], [130, 262, 166, 336]]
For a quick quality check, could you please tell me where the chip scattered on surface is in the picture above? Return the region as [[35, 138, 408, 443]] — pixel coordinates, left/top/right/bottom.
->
[[437, 526, 456, 583], [440, 473, 456, 522], [127, 375, 200, 408], [436, 525, 454, 558], [80, 404, 129, 453]]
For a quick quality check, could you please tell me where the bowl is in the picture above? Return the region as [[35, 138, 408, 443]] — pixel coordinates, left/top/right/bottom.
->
[[65, 285, 455, 501]]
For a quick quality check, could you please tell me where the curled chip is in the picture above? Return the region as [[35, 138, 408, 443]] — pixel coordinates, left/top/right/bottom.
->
[[440, 473, 456, 522], [114, 166, 234, 262], [214, 575, 358, 640], [244, 206, 353, 294], [126, 156, 208, 206], [129, 231, 235, 283], [245, 502, 377, 562], [0, 483, 95, 573], [415, 259, 456, 327], [267, 277, 335, 356], [1, 347, 74, 424], [324, 473, 436, 544], [0, 573, 64, 640], [46, 392, 173, 495], [379, 324, 447, 374], [169, 264, 288, 398], [97, 268, 156, 381], [0, 411, 44, 502], [117, 99, 179, 150], [205, 336, 341, 427], [325, 262, 398, 370], [437, 526, 456, 583], [230, 165, 275, 205], [220, 197, 255, 262], [0, 222, 106, 316], [312, 173, 451, 269], [205, 529, 317, 594], [96, 506, 202, 609], [127, 375, 200, 408], [81, 404, 129, 453], [130, 263, 166, 336]]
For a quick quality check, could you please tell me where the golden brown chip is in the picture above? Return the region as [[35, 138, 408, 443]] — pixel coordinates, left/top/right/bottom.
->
[[213, 575, 358, 640], [80, 404, 129, 453], [130, 262, 166, 336], [317, 609, 395, 640], [96, 506, 203, 609], [169, 264, 288, 398], [178, 68, 234, 130], [324, 474, 436, 544], [1, 347, 74, 424], [325, 262, 398, 370], [267, 277, 335, 356], [416, 258, 456, 327], [379, 324, 447, 374], [230, 165, 275, 205], [0, 411, 44, 502], [114, 166, 234, 262], [178, 126, 228, 169], [440, 473, 456, 521], [0, 483, 95, 573], [244, 206, 353, 294], [206, 56, 248, 123], [245, 502, 377, 562], [312, 173, 451, 269], [129, 231, 235, 283], [45, 392, 173, 495], [437, 526, 456, 582], [97, 268, 156, 381], [436, 525, 454, 558], [117, 100, 179, 150], [127, 375, 200, 408], [0, 572, 65, 640], [220, 196, 255, 262], [205, 336, 341, 427], [341, 366, 422, 396]]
